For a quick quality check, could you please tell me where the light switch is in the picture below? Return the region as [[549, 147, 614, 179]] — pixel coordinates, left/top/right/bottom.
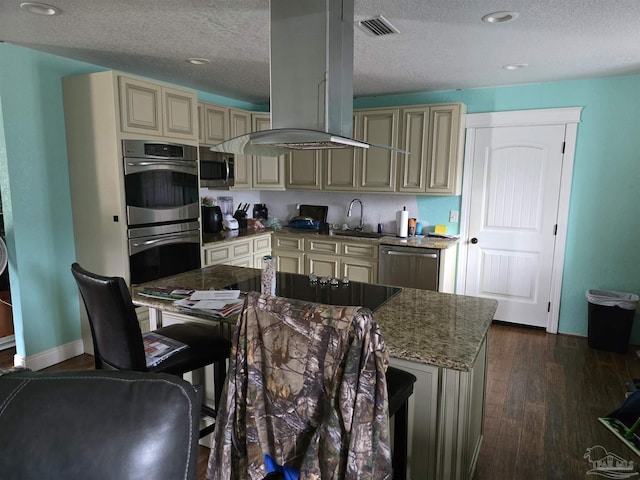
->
[[449, 210, 459, 223]]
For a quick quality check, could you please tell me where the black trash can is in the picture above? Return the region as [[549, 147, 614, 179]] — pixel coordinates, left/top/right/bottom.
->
[[586, 290, 639, 353]]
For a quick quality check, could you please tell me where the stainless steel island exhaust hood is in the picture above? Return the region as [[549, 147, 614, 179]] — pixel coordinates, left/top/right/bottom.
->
[[211, 0, 404, 157]]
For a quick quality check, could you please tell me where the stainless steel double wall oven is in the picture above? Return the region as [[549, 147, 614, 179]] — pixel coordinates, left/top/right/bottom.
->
[[123, 140, 201, 284]]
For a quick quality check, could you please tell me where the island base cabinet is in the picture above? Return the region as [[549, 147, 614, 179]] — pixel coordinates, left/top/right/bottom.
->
[[389, 334, 487, 480]]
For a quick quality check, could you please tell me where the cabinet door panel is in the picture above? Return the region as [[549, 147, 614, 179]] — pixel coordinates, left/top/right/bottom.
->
[[341, 258, 377, 284], [119, 76, 162, 135], [359, 109, 398, 192], [324, 115, 358, 191], [426, 105, 463, 195], [162, 86, 197, 140], [398, 108, 430, 192], [306, 253, 339, 277], [286, 150, 322, 189], [229, 109, 252, 188], [252, 113, 285, 189], [204, 104, 229, 145], [274, 250, 305, 274]]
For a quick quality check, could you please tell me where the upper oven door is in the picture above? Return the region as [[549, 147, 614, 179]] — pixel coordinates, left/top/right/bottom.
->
[[123, 141, 199, 226]]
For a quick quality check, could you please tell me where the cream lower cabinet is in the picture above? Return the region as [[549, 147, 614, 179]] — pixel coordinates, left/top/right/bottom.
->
[[273, 234, 378, 283], [202, 234, 271, 268], [391, 335, 487, 480], [119, 75, 197, 141], [272, 235, 305, 274]]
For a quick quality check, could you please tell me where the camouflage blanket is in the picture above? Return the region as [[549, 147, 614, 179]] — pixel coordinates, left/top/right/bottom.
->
[[207, 292, 391, 480]]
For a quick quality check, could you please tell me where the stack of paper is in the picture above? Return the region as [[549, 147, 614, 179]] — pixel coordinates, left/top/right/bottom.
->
[[173, 290, 244, 318]]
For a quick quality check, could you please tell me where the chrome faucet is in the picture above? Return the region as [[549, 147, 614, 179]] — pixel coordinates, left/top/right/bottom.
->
[[347, 198, 364, 231]]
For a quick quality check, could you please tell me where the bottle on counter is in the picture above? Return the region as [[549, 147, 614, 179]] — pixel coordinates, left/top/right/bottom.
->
[[408, 218, 417, 237]]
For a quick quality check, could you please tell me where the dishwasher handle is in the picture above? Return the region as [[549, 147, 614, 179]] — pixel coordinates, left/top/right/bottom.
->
[[383, 250, 438, 259]]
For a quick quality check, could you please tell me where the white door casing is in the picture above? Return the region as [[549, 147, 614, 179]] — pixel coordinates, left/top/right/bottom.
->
[[457, 107, 582, 333]]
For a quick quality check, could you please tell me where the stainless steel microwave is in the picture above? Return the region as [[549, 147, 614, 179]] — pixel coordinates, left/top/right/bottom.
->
[[199, 147, 235, 188]]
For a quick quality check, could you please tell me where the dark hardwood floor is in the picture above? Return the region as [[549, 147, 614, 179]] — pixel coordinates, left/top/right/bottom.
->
[[3, 323, 640, 479]]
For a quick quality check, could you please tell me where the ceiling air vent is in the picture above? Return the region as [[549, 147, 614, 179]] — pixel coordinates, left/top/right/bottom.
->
[[357, 15, 400, 37]]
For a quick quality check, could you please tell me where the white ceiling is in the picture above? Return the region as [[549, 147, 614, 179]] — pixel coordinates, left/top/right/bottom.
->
[[2, 0, 640, 105]]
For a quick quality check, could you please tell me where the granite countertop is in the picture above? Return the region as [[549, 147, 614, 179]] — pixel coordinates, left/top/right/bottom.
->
[[131, 265, 497, 372], [209, 226, 459, 250]]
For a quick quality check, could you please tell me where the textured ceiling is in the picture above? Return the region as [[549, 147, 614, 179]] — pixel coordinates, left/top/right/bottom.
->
[[2, 0, 640, 104]]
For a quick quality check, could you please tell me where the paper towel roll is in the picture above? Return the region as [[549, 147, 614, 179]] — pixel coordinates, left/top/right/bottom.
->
[[396, 209, 409, 238]]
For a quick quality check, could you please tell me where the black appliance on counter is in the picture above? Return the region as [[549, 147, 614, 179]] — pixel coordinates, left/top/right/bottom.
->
[[123, 140, 201, 284], [202, 206, 223, 233], [288, 204, 328, 230]]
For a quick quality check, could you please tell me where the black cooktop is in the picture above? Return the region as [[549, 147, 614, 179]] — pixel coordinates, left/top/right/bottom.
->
[[228, 271, 401, 311]]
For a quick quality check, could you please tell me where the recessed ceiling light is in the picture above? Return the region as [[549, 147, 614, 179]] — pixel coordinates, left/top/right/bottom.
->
[[503, 63, 528, 71], [481, 11, 519, 23], [19, 2, 60, 15], [186, 58, 211, 65]]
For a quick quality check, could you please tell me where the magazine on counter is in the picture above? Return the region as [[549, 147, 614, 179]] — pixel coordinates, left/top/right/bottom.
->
[[143, 332, 188, 368], [137, 286, 194, 301]]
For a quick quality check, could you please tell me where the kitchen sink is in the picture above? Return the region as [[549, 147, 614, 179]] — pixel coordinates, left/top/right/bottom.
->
[[332, 230, 385, 239]]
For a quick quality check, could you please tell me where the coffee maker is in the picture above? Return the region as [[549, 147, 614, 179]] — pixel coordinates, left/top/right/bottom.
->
[[201, 205, 223, 233]]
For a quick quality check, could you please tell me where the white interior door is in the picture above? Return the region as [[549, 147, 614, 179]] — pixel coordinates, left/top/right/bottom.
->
[[465, 124, 566, 328]]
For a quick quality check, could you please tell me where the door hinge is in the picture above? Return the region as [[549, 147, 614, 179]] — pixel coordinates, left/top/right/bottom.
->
[[561, 141, 566, 154], [553, 224, 558, 235], [548, 302, 551, 312]]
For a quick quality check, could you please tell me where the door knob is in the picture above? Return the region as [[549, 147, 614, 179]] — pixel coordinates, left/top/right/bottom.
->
[[470, 237, 478, 244]]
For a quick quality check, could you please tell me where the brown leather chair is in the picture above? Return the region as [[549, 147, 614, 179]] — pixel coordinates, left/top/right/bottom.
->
[[71, 262, 231, 437], [0, 369, 199, 480]]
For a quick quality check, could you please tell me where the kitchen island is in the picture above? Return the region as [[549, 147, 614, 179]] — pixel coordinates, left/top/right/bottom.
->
[[132, 264, 497, 480]]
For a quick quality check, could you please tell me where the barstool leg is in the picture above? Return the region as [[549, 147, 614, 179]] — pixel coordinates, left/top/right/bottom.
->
[[392, 401, 409, 480], [213, 358, 227, 410]]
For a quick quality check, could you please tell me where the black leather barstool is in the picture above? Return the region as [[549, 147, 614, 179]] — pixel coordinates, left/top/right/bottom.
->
[[386, 366, 417, 480], [71, 262, 232, 438]]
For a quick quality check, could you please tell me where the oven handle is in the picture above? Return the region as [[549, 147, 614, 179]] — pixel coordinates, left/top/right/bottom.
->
[[126, 160, 193, 168], [129, 231, 199, 255]]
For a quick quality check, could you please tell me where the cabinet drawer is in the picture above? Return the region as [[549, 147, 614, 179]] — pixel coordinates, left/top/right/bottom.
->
[[231, 239, 252, 257], [342, 242, 378, 259], [274, 235, 304, 250], [306, 238, 340, 254], [253, 234, 272, 252], [203, 239, 252, 266]]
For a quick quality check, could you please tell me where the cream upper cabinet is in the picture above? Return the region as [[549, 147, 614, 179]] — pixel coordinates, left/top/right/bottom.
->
[[201, 103, 229, 146], [286, 150, 323, 190], [322, 108, 401, 193], [425, 104, 465, 195], [119, 75, 197, 141], [251, 113, 285, 190], [229, 108, 253, 189], [397, 107, 430, 193], [358, 108, 399, 192], [323, 115, 359, 191], [397, 103, 465, 195]]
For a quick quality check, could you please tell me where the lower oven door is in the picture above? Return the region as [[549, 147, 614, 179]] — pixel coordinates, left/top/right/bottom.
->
[[128, 222, 201, 285]]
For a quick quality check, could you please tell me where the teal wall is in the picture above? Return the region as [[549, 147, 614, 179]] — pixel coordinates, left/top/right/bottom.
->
[[1, 42, 639, 359], [0, 43, 263, 359], [356, 78, 640, 339]]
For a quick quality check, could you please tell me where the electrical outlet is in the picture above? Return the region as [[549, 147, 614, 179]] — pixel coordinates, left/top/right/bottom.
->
[[449, 210, 459, 223]]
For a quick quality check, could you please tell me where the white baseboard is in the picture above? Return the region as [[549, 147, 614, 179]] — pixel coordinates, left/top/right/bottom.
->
[[0, 335, 15, 350], [18, 339, 85, 371]]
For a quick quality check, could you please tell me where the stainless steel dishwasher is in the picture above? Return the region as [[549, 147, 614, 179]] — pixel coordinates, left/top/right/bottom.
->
[[378, 244, 440, 291]]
